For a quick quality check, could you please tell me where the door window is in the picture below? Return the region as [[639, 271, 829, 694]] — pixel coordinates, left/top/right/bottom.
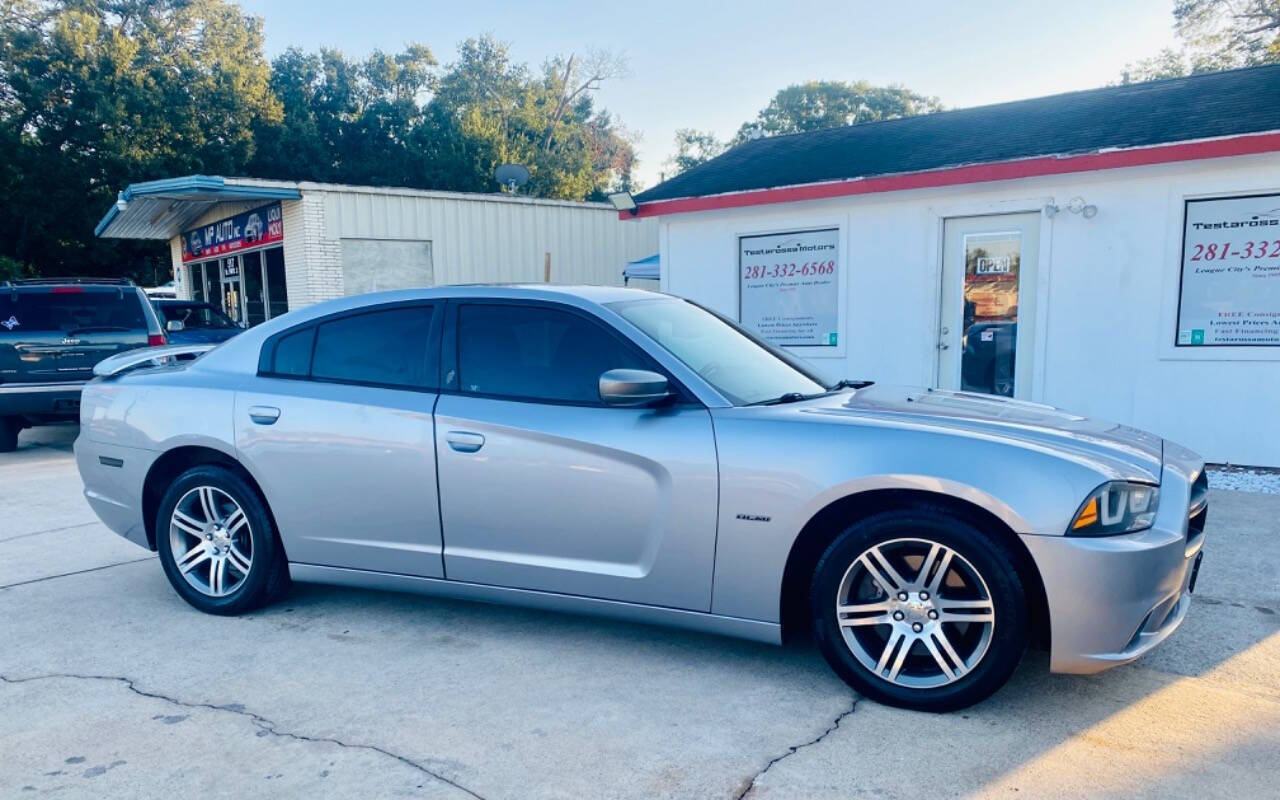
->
[[960, 231, 1021, 397], [456, 304, 651, 404], [310, 306, 436, 389], [938, 214, 1040, 399]]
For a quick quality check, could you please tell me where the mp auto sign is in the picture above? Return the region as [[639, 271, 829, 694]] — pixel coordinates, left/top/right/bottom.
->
[[181, 203, 284, 263]]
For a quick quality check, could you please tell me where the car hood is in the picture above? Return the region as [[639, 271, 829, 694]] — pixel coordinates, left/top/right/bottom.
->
[[795, 384, 1163, 482]]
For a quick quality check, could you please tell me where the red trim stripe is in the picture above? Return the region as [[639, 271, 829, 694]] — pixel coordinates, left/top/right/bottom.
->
[[624, 131, 1280, 219]]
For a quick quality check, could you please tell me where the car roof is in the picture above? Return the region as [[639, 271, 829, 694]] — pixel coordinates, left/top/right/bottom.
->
[[192, 284, 673, 374]]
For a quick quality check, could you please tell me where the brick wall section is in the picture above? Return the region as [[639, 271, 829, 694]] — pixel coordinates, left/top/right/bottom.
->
[[281, 192, 343, 309]]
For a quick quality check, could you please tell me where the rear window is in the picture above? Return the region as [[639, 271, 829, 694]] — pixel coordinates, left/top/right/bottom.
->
[[1, 290, 147, 334]]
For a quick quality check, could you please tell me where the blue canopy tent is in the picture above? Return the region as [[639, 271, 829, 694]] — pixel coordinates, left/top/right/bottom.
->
[[623, 253, 659, 285]]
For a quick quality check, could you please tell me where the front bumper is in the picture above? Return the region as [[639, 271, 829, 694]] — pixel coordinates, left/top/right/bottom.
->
[[1022, 443, 1207, 674]]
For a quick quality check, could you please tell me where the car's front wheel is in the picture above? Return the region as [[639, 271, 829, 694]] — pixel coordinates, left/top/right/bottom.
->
[[810, 508, 1027, 712], [156, 465, 289, 615]]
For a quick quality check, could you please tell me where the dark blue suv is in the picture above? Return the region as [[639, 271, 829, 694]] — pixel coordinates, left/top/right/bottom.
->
[[0, 278, 166, 451]]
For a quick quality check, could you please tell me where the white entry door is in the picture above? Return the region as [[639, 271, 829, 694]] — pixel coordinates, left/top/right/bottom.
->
[[937, 213, 1041, 399]]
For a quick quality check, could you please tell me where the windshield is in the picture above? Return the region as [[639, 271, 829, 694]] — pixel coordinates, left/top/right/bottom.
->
[[159, 303, 236, 329], [608, 297, 828, 405]]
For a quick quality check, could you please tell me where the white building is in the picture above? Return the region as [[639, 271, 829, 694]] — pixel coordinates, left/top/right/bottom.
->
[[623, 66, 1280, 466], [97, 177, 658, 327]]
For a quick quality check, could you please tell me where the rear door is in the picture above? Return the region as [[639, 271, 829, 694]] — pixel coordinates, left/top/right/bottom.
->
[[434, 300, 720, 610], [235, 302, 446, 577], [0, 287, 150, 384]]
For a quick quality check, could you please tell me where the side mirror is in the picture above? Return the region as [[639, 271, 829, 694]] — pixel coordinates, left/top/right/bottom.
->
[[599, 368, 670, 407], [166, 320, 185, 332]]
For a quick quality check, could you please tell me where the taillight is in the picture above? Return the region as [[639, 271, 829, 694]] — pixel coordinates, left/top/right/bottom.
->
[[148, 333, 167, 347]]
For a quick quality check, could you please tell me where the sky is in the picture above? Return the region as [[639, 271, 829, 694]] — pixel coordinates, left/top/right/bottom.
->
[[236, 0, 1180, 189]]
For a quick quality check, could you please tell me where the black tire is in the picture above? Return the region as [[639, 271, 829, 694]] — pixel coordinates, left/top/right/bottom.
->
[[810, 507, 1027, 712], [155, 464, 290, 615], [0, 416, 20, 452]]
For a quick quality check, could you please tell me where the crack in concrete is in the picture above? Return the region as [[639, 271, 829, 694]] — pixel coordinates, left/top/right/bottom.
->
[[0, 557, 155, 590], [0, 672, 486, 800], [0, 521, 100, 544], [733, 696, 859, 799]]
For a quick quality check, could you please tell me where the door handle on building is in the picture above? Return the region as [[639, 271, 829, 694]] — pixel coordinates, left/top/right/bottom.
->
[[446, 431, 485, 453], [248, 405, 281, 425]]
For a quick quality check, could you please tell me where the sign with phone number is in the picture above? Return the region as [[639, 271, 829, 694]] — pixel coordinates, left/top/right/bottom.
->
[[1178, 194, 1280, 346], [739, 228, 840, 347]]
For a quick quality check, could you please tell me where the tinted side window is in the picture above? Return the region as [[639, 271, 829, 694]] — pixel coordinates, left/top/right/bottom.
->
[[268, 327, 314, 377], [311, 306, 435, 389], [457, 304, 650, 403]]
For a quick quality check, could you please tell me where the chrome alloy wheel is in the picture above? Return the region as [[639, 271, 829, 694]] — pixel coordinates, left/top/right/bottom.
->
[[836, 538, 995, 689], [168, 486, 253, 597]]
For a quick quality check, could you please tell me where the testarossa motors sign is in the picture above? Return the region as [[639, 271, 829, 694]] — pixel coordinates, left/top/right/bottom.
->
[[181, 203, 284, 264]]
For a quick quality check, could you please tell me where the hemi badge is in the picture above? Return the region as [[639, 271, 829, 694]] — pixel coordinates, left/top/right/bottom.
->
[[98, 456, 124, 468], [736, 513, 771, 522]]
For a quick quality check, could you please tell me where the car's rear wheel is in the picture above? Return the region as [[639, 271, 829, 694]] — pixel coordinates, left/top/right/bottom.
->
[[810, 508, 1027, 712], [156, 465, 289, 615], [0, 416, 20, 452]]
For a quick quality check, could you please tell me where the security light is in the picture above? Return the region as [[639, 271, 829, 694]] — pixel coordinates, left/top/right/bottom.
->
[[1044, 196, 1097, 219], [609, 192, 637, 215]]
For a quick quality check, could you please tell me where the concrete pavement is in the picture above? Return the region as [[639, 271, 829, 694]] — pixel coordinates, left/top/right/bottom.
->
[[1, 425, 1277, 799]]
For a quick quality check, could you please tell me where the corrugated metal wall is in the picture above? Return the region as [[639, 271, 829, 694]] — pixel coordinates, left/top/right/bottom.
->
[[315, 186, 657, 286]]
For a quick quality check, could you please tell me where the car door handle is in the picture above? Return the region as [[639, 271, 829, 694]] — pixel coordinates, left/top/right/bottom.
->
[[248, 405, 281, 425], [446, 431, 485, 453]]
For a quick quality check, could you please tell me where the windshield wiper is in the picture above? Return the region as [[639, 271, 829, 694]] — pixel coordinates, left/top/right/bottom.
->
[[749, 391, 814, 406], [828, 378, 875, 390]]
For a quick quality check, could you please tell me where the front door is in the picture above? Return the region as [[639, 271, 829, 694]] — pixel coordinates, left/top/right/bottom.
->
[[937, 213, 1041, 399], [435, 301, 720, 610]]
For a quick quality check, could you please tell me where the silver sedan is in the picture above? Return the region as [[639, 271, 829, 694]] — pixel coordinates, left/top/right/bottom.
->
[[75, 286, 1207, 711]]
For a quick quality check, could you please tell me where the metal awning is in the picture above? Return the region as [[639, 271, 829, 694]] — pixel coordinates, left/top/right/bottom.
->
[[95, 175, 302, 240], [623, 253, 659, 282]]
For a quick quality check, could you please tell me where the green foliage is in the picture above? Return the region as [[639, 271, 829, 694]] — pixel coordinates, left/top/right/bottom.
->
[[0, 7, 636, 279], [665, 129, 726, 177], [1121, 1, 1280, 82], [0, 254, 33, 281], [732, 80, 942, 145], [1, 0, 280, 279]]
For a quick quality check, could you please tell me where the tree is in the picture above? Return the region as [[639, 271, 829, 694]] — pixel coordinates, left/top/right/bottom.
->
[[732, 80, 942, 144], [0, 0, 280, 278], [664, 128, 725, 176], [419, 36, 635, 200], [1175, 0, 1280, 66], [1120, 1, 1280, 82], [250, 44, 438, 186]]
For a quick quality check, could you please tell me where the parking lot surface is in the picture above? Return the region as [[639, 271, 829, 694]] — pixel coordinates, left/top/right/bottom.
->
[[2, 425, 1278, 799]]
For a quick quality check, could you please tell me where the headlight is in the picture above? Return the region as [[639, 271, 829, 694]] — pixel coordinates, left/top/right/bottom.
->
[[1068, 481, 1159, 536]]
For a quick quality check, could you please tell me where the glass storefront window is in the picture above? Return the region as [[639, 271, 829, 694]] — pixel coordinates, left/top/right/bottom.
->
[[243, 250, 266, 326], [265, 248, 288, 320], [190, 263, 206, 303], [184, 248, 285, 326]]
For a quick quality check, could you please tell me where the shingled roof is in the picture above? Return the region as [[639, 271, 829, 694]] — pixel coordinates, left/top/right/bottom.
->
[[634, 65, 1280, 206]]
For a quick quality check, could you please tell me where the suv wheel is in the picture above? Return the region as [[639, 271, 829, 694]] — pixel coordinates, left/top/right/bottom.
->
[[155, 465, 289, 615], [0, 416, 20, 452], [810, 508, 1027, 712]]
